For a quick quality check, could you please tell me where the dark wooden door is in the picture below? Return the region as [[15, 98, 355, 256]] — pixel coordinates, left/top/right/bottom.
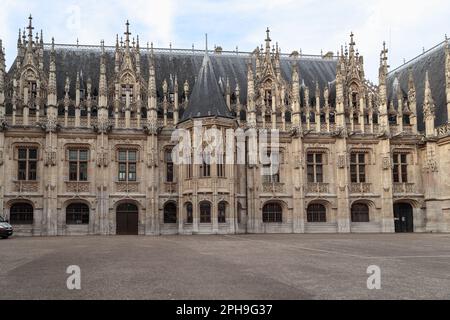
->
[[394, 203, 414, 233], [116, 203, 138, 235]]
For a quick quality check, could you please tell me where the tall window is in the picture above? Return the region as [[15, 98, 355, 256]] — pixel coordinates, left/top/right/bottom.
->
[[10, 203, 33, 225], [18, 148, 37, 181], [307, 153, 324, 183], [200, 202, 211, 223], [217, 153, 225, 178], [69, 149, 88, 181], [200, 160, 211, 178], [118, 150, 137, 182], [350, 153, 366, 183], [218, 202, 226, 223], [165, 149, 174, 182], [263, 151, 280, 183], [262, 203, 282, 223], [351, 203, 370, 222], [164, 203, 177, 224], [66, 203, 90, 225], [393, 153, 408, 183], [307, 204, 327, 223], [186, 203, 193, 224]]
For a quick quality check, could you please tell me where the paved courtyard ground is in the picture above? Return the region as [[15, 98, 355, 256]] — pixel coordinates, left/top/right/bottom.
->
[[1, 234, 450, 300]]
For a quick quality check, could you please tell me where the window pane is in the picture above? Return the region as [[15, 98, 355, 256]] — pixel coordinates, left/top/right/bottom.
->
[[28, 149, 37, 160], [128, 151, 137, 161], [359, 153, 365, 163], [79, 162, 88, 181], [18, 161, 27, 180], [307, 165, 315, 183], [28, 161, 37, 181], [351, 154, 356, 163], [18, 149, 27, 159], [401, 154, 407, 164], [118, 151, 127, 161], [307, 154, 314, 163], [69, 150, 78, 161], [316, 165, 323, 183], [69, 162, 78, 181], [79, 150, 88, 161], [316, 154, 322, 163], [119, 163, 126, 181]]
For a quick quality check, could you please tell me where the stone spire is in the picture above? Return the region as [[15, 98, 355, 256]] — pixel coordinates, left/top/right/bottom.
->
[[378, 42, 389, 131], [99, 40, 108, 109], [291, 62, 301, 129], [26, 14, 34, 48], [147, 44, 157, 132], [335, 52, 345, 127], [47, 38, 57, 107], [124, 20, 131, 52], [247, 62, 256, 127], [407, 68, 417, 133], [423, 70, 436, 137]]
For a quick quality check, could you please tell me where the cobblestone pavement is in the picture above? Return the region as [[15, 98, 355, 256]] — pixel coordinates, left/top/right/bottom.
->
[[1, 234, 450, 300]]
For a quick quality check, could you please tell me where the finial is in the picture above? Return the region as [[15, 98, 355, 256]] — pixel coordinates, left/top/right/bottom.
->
[[266, 27, 271, 41], [27, 14, 34, 44], [124, 20, 131, 48], [205, 33, 208, 53]]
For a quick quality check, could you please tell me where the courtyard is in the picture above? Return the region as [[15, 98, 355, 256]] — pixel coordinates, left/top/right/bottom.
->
[[0, 234, 449, 300]]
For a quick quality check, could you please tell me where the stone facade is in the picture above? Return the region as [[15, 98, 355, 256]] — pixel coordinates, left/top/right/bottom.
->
[[0, 17, 449, 236]]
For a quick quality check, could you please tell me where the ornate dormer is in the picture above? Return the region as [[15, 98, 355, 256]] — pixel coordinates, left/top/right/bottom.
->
[[112, 21, 145, 128], [13, 16, 47, 125], [251, 28, 288, 129]]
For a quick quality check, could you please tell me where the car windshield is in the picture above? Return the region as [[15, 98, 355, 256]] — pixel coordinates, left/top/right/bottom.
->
[[0, 216, 5, 222]]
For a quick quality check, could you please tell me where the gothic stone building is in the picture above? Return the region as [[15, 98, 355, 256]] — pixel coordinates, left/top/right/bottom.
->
[[0, 17, 449, 236]]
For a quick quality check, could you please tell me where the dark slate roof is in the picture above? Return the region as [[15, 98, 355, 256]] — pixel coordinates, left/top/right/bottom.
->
[[6, 45, 338, 109], [180, 52, 233, 122], [387, 41, 448, 131]]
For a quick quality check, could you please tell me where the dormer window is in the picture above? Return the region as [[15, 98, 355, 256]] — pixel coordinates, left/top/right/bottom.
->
[[121, 85, 134, 104]]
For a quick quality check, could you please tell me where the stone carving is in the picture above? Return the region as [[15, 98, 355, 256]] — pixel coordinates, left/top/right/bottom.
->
[[337, 154, 346, 168], [44, 148, 57, 166], [382, 157, 391, 170], [96, 150, 109, 167]]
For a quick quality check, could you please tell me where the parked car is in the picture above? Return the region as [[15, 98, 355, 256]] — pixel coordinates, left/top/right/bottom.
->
[[0, 216, 13, 239]]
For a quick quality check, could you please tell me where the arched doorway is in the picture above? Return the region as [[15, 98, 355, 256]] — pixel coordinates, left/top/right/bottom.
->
[[116, 203, 139, 235], [393, 203, 414, 233]]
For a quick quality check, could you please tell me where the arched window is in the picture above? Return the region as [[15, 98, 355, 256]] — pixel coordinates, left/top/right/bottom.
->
[[351, 203, 370, 222], [307, 204, 327, 223], [66, 203, 90, 225], [186, 203, 193, 224], [164, 203, 177, 224], [262, 203, 282, 223], [218, 202, 226, 223], [200, 202, 211, 223], [10, 203, 34, 225]]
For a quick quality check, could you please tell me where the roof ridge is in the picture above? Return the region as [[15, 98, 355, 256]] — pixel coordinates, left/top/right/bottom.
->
[[388, 40, 447, 75]]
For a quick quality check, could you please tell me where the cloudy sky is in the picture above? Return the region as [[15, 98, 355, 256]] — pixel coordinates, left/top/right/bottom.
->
[[0, 0, 449, 81]]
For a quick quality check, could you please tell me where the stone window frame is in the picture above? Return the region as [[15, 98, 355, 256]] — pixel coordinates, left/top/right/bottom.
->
[[64, 144, 91, 182], [12, 143, 41, 182], [114, 145, 141, 183]]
